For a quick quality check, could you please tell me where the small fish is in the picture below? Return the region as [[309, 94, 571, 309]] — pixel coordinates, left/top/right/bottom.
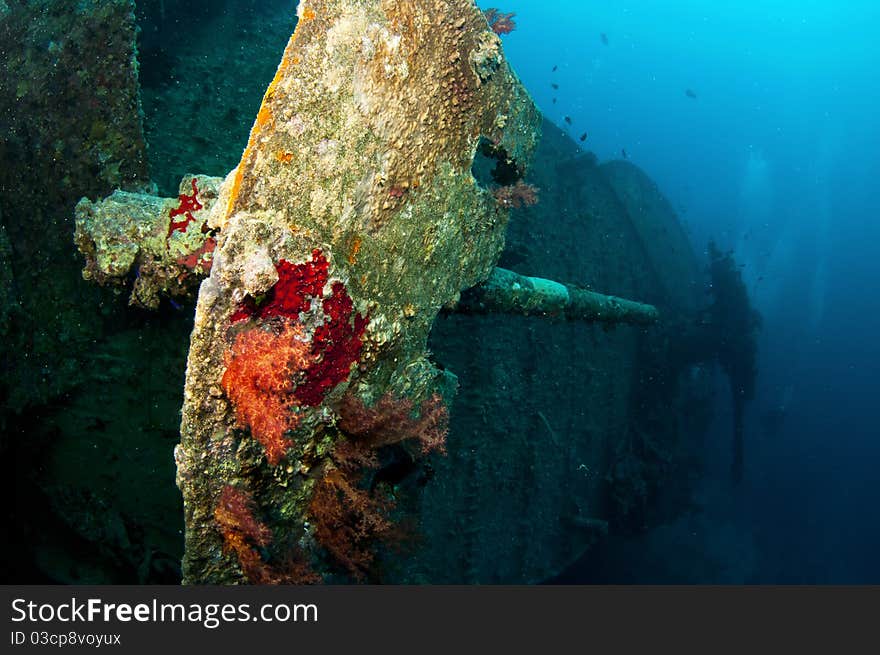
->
[[579, 132, 587, 142], [551, 83, 559, 90], [564, 116, 572, 125], [621, 148, 628, 159], [601, 33, 609, 46], [685, 88, 697, 99], [552, 97, 557, 104], [168, 298, 183, 311], [552, 65, 558, 72]]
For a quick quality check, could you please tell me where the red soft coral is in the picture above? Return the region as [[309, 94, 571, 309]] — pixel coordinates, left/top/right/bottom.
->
[[221, 323, 314, 465], [228, 251, 368, 409]]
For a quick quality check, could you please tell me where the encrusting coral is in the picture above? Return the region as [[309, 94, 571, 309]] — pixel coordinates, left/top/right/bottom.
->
[[230, 249, 330, 323], [74, 175, 223, 309]]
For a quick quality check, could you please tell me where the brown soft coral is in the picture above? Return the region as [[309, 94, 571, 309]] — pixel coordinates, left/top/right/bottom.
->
[[214, 485, 272, 582], [215, 485, 320, 584], [492, 180, 539, 209], [305, 391, 449, 579], [336, 391, 449, 455], [221, 322, 314, 465], [308, 465, 394, 580], [483, 8, 517, 35]]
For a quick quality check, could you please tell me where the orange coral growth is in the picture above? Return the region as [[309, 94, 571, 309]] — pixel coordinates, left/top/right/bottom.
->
[[347, 237, 361, 265], [215, 485, 272, 547], [221, 323, 314, 465], [256, 104, 273, 129]]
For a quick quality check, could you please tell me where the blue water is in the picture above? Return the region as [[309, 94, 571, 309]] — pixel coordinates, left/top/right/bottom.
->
[[496, 1, 880, 582]]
